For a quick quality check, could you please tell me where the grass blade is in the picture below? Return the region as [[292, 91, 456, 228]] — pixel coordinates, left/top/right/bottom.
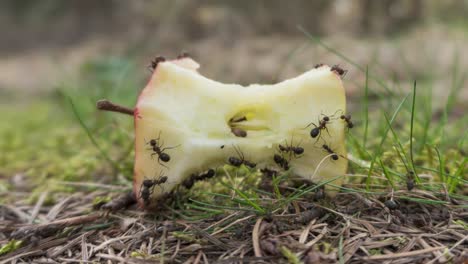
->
[[366, 92, 411, 189], [409, 81, 417, 178], [363, 66, 370, 148], [67, 95, 120, 173]]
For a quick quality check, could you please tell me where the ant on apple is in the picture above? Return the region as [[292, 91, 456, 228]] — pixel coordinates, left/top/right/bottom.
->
[[231, 127, 247, 138], [182, 169, 216, 189], [140, 172, 168, 205], [335, 110, 354, 130], [322, 144, 339, 160], [147, 132, 179, 167], [304, 115, 331, 141], [228, 145, 256, 168], [273, 153, 290, 170], [148, 56, 166, 72], [176, 52, 190, 59], [330, 65, 347, 78], [278, 138, 304, 158], [341, 114, 354, 129], [314, 63, 324, 68]]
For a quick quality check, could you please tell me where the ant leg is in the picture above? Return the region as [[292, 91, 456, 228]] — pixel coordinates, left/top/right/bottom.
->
[[324, 127, 331, 137], [160, 144, 181, 152], [233, 145, 243, 161], [330, 109, 344, 119], [157, 157, 169, 169], [302, 122, 316, 130], [156, 131, 162, 142]]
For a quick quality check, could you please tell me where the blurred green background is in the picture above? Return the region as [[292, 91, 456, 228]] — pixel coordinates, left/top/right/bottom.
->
[[0, 0, 466, 198]]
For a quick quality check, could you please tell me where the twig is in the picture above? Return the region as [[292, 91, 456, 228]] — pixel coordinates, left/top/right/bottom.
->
[[29, 191, 48, 224], [0, 250, 43, 264], [190, 225, 230, 250], [96, 99, 134, 116], [12, 213, 103, 238], [361, 246, 445, 260], [252, 217, 263, 257]]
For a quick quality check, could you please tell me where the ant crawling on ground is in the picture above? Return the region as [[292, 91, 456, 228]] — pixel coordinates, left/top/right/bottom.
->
[[322, 144, 339, 161], [146, 132, 180, 167], [148, 56, 166, 72], [228, 145, 256, 168], [278, 138, 304, 159], [140, 171, 168, 205], [182, 169, 216, 189], [330, 65, 347, 78]]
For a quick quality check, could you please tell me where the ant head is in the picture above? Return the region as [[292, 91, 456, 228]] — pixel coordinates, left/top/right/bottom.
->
[[323, 116, 330, 122], [150, 139, 157, 146], [331, 154, 339, 160]]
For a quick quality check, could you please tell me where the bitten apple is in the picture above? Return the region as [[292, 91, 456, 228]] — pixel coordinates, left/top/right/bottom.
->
[[134, 57, 348, 208]]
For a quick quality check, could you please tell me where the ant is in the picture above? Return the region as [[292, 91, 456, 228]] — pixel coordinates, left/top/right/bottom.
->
[[231, 127, 247, 138], [140, 172, 168, 205], [148, 56, 166, 72], [330, 65, 347, 78], [273, 153, 290, 170], [305, 115, 331, 141], [314, 63, 324, 68], [176, 52, 190, 59], [322, 144, 339, 160], [147, 132, 179, 167], [340, 114, 354, 129], [278, 139, 304, 158], [182, 169, 216, 189], [228, 145, 256, 168]]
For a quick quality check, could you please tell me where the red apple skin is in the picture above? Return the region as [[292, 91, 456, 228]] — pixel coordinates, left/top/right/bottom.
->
[[133, 57, 200, 208]]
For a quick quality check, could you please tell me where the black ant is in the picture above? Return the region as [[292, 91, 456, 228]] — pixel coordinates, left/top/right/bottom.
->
[[182, 169, 216, 189], [305, 115, 331, 141], [322, 144, 339, 160], [273, 153, 290, 170], [314, 63, 324, 68], [278, 139, 304, 158], [147, 132, 179, 167], [176, 52, 190, 59], [140, 172, 168, 205], [330, 65, 347, 78], [228, 145, 256, 168], [231, 127, 247, 138], [340, 114, 354, 129], [148, 56, 166, 72]]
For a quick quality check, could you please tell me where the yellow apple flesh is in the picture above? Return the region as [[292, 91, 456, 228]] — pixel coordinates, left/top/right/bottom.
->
[[134, 58, 347, 208]]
